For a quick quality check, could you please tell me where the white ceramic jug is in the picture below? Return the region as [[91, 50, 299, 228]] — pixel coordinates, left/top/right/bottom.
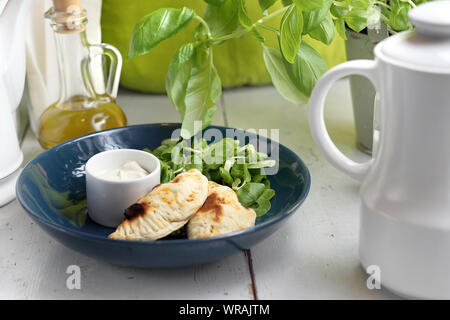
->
[[309, 1, 450, 299], [0, 0, 33, 206]]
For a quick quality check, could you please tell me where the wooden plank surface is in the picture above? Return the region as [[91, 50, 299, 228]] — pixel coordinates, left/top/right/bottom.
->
[[222, 81, 399, 299], [1, 82, 400, 299], [0, 90, 253, 299]]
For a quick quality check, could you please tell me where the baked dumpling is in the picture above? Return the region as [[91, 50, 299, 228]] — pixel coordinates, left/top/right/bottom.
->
[[187, 181, 256, 239], [108, 169, 208, 241]]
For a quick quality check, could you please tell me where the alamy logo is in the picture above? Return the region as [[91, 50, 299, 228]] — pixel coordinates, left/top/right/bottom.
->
[[66, 265, 81, 290], [366, 265, 381, 290]]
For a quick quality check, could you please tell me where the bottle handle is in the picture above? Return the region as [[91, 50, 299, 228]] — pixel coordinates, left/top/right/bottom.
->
[[308, 60, 379, 182], [86, 43, 123, 99]]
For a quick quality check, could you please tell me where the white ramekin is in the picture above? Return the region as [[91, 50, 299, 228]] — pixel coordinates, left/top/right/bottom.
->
[[85, 149, 160, 227]]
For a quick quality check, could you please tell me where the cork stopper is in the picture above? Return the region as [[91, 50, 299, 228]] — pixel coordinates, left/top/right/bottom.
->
[[53, 0, 82, 13], [47, 0, 86, 34]]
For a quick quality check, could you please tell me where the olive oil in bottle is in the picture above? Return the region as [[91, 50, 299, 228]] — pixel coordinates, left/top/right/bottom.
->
[[38, 2, 127, 149], [38, 96, 126, 149]]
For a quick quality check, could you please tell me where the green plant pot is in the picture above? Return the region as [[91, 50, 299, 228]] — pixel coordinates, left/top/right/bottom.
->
[[345, 26, 388, 154]]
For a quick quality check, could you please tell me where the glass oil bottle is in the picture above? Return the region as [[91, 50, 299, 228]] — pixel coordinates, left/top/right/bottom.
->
[[37, 4, 127, 149]]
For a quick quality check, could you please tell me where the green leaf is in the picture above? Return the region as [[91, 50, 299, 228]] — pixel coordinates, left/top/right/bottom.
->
[[330, 2, 349, 19], [282, 0, 293, 6], [247, 159, 276, 169], [259, 0, 277, 11], [250, 27, 265, 43], [237, 0, 252, 29], [308, 13, 335, 45], [302, 0, 332, 34], [345, 0, 370, 9], [335, 18, 347, 40], [219, 167, 234, 185], [128, 7, 195, 58], [280, 5, 303, 64], [237, 183, 266, 207], [344, 7, 380, 32], [204, 0, 239, 37], [293, 0, 324, 11], [231, 163, 249, 181], [166, 43, 222, 139], [251, 188, 275, 216], [204, 138, 236, 165], [262, 45, 309, 104], [205, 0, 227, 5], [389, 0, 412, 31], [284, 41, 328, 99]]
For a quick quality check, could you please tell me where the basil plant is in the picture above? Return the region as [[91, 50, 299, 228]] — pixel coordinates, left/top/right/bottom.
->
[[128, 0, 427, 139]]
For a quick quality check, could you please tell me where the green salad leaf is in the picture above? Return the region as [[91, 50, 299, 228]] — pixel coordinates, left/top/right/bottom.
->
[[146, 138, 276, 216]]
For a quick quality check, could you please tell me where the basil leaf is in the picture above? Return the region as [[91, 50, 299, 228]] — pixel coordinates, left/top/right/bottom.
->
[[237, 183, 266, 207], [345, 7, 380, 32], [250, 27, 265, 43], [280, 4, 303, 64], [302, 0, 332, 34], [205, 0, 227, 5], [330, 3, 348, 19], [237, 0, 252, 29], [345, 0, 370, 9], [205, 0, 239, 37], [389, 0, 412, 31], [166, 43, 222, 139], [129, 7, 195, 58], [335, 18, 347, 40], [259, 0, 277, 11], [284, 41, 328, 99], [308, 13, 335, 45], [262, 45, 309, 104], [293, 0, 324, 11]]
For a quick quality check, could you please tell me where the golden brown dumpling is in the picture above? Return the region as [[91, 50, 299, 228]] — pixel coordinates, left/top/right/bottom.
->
[[187, 181, 256, 239], [109, 169, 208, 241]]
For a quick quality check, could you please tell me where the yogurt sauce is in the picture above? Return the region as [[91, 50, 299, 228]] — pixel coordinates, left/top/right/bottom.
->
[[99, 161, 149, 181]]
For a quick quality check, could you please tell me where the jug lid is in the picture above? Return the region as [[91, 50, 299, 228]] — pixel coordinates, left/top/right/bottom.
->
[[376, 0, 450, 74]]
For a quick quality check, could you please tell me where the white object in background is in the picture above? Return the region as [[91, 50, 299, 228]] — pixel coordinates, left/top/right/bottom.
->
[[0, 0, 7, 16], [25, 0, 103, 134], [0, 0, 33, 206], [85, 150, 161, 228], [309, 1, 450, 299]]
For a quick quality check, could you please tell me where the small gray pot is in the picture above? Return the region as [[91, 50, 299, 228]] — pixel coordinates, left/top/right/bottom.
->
[[345, 26, 388, 154]]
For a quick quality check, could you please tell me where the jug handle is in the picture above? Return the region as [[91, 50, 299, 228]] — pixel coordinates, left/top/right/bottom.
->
[[309, 60, 379, 182], [87, 43, 123, 99]]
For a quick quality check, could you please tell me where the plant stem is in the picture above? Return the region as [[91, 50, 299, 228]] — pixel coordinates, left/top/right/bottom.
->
[[212, 29, 248, 43], [255, 23, 279, 34], [210, 6, 288, 43], [258, 6, 289, 24], [407, 0, 416, 8], [374, 1, 391, 9], [194, 15, 212, 38]]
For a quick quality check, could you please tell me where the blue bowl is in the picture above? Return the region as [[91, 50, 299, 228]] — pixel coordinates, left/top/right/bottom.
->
[[16, 124, 310, 268]]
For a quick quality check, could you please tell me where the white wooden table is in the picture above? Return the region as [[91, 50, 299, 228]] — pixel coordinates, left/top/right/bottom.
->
[[0, 80, 400, 299]]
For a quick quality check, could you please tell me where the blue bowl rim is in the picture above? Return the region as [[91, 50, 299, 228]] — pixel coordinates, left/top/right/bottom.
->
[[16, 123, 311, 246]]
